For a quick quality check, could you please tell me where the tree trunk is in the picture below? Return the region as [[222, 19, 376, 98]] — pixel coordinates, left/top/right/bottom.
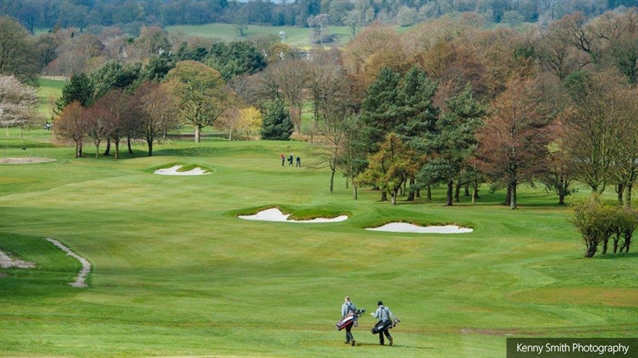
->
[[114, 140, 120, 160], [626, 184, 633, 209], [446, 180, 453, 206], [381, 191, 387, 202], [601, 238, 609, 254], [95, 143, 100, 158], [504, 184, 512, 206], [147, 140, 153, 156], [407, 179, 415, 201], [195, 125, 201, 143], [103, 140, 111, 156], [465, 183, 471, 197], [127, 136, 133, 154], [329, 168, 335, 194], [345, 178, 349, 189], [427, 184, 432, 201], [510, 181, 517, 210], [391, 190, 397, 205], [454, 183, 461, 202], [472, 180, 479, 204], [613, 235, 620, 254], [558, 193, 565, 205], [353, 183, 358, 200], [617, 184, 625, 204]]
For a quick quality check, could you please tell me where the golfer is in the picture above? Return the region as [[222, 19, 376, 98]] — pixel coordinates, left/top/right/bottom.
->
[[372, 300, 396, 346], [341, 296, 357, 346]]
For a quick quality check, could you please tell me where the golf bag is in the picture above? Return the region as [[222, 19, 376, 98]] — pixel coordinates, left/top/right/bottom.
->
[[371, 318, 400, 334], [335, 309, 366, 331]]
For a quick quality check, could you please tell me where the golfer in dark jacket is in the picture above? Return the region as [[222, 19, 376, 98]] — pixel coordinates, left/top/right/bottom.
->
[[372, 301, 396, 345]]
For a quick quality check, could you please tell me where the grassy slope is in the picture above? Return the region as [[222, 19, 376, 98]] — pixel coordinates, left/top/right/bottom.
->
[[0, 129, 636, 357], [37, 77, 65, 118]]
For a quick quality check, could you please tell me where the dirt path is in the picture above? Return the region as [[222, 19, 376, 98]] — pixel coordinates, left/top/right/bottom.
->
[[0, 249, 35, 269], [46, 238, 91, 288]]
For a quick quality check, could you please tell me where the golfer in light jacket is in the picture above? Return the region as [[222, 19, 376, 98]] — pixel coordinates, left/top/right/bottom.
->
[[372, 301, 396, 346]]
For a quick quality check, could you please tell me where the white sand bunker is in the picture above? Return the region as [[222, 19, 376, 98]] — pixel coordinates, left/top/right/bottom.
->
[[238, 208, 348, 223], [0, 249, 35, 269], [154, 165, 210, 175], [0, 157, 55, 164], [366, 222, 473, 234], [46, 238, 91, 288]]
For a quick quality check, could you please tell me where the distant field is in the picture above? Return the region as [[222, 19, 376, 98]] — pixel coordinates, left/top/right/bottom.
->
[[167, 23, 358, 48], [37, 77, 65, 118]]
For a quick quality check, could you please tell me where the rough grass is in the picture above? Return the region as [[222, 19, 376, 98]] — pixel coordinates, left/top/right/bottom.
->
[[0, 128, 636, 357]]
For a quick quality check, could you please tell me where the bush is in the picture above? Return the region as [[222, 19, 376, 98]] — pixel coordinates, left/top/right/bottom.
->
[[570, 196, 637, 257]]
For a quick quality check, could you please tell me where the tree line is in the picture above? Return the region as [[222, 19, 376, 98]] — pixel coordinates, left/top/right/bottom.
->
[[1, 9, 636, 257], [1, 0, 636, 34]]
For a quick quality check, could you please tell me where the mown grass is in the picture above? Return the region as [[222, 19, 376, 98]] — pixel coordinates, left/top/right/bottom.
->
[[0, 127, 636, 357], [37, 77, 65, 118]]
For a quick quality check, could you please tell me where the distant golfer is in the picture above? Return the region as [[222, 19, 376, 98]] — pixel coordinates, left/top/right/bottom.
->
[[372, 301, 396, 346], [296, 156, 301, 167], [288, 153, 294, 166], [341, 296, 358, 346], [281, 153, 285, 166]]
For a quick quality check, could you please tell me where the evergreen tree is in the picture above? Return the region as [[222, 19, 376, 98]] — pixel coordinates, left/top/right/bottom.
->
[[260, 100, 293, 140], [419, 83, 485, 206], [358, 67, 401, 154], [55, 73, 95, 113]]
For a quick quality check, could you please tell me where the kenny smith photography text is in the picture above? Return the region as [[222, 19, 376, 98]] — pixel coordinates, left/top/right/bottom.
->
[[506, 338, 637, 357]]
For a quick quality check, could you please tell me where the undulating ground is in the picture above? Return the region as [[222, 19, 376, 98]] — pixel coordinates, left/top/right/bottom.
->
[[1, 127, 636, 357]]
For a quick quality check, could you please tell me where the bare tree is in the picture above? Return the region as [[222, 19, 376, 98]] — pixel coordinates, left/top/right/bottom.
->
[[133, 82, 179, 156], [259, 58, 310, 134], [54, 101, 88, 158], [476, 78, 553, 209]]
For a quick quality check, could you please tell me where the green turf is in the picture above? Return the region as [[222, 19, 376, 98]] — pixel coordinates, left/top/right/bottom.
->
[[0, 127, 636, 357], [37, 77, 65, 118]]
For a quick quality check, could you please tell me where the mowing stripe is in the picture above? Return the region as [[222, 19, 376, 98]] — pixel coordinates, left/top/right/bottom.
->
[[45, 238, 91, 288]]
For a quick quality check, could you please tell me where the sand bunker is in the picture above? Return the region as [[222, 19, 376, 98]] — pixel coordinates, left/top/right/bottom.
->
[[238, 208, 348, 223], [46, 238, 91, 288], [0, 157, 55, 164], [154, 165, 210, 175], [0, 249, 35, 269], [366, 222, 473, 234]]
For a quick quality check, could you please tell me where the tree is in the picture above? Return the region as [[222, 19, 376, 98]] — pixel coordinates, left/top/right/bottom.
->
[[476, 78, 552, 209], [206, 41, 267, 81], [56, 73, 95, 113], [358, 67, 401, 155], [358, 133, 420, 205], [167, 61, 232, 143], [260, 100, 293, 140], [94, 89, 136, 160], [259, 58, 309, 133], [419, 83, 484, 206], [609, 85, 638, 208], [0, 75, 39, 136], [54, 101, 87, 158], [216, 106, 262, 141], [133, 82, 179, 156], [542, 117, 578, 205], [308, 61, 356, 193], [0, 16, 42, 85], [562, 71, 626, 195], [84, 100, 116, 158], [90, 60, 141, 100]]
